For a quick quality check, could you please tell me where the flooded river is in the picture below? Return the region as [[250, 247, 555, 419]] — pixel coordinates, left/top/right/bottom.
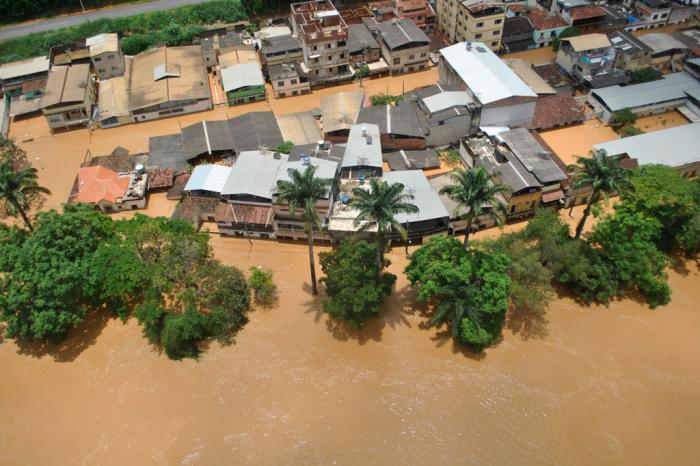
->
[[1, 235, 698, 465]]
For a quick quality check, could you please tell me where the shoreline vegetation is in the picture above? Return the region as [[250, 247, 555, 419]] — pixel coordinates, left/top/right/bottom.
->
[[0, 0, 150, 28], [0, 0, 247, 64], [1, 136, 698, 360]]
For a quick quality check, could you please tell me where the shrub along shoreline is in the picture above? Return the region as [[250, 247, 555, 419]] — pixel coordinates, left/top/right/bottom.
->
[[0, 0, 247, 64]]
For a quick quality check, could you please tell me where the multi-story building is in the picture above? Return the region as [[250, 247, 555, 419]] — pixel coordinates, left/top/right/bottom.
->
[[608, 31, 652, 71], [393, 0, 436, 32], [555, 34, 628, 87], [259, 35, 304, 70], [554, 0, 607, 34], [501, 16, 534, 52], [221, 63, 266, 106], [269, 63, 311, 98], [633, 0, 672, 28], [667, 2, 695, 26], [347, 23, 381, 67], [528, 9, 568, 49], [86, 33, 125, 80], [437, 0, 506, 52], [376, 18, 430, 74], [290, 0, 351, 86], [41, 64, 96, 133]]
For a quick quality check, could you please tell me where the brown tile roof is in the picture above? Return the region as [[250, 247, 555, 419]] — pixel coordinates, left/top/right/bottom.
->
[[167, 172, 190, 200], [528, 10, 567, 30], [171, 195, 220, 227], [84, 154, 136, 173], [71, 166, 129, 205], [569, 5, 606, 21], [147, 168, 175, 190], [532, 93, 584, 130], [507, 4, 529, 13], [215, 202, 273, 226]]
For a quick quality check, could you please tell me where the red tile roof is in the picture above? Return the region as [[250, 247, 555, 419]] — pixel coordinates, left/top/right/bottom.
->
[[528, 9, 568, 30], [569, 5, 607, 21], [72, 166, 129, 205], [215, 202, 273, 226], [507, 4, 529, 14], [532, 94, 585, 130]]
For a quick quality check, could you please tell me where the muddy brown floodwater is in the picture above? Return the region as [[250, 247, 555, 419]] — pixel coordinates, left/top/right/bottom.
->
[[0, 232, 699, 465]]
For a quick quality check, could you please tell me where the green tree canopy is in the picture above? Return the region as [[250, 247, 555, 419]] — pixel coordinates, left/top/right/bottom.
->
[[552, 26, 582, 51], [609, 108, 638, 129], [275, 141, 295, 154], [319, 238, 396, 328], [630, 67, 659, 84]]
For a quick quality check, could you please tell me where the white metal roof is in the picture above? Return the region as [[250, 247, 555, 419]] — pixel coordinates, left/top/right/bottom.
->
[[593, 122, 700, 168], [221, 150, 288, 199], [591, 72, 700, 112], [184, 164, 232, 193], [221, 63, 264, 92], [440, 41, 536, 104], [341, 123, 383, 169], [275, 156, 338, 188], [0, 56, 50, 81], [422, 91, 473, 114], [382, 170, 449, 223]]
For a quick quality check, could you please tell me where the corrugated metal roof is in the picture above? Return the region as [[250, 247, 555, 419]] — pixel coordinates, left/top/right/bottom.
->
[[562, 34, 611, 52], [342, 123, 383, 169], [638, 33, 688, 54], [348, 23, 380, 54], [184, 164, 232, 193], [505, 58, 556, 95], [382, 170, 449, 223], [590, 72, 700, 112], [422, 91, 474, 114], [321, 91, 365, 134], [221, 150, 288, 199], [41, 63, 91, 108], [86, 33, 119, 56], [497, 128, 567, 184], [276, 111, 323, 145], [377, 18, 429, 50], [593, 122, 700, 168], [275, 156, 338, 188], [0, 56, 50, 81], [440, 42, 536, 105], [181, 120, 236, 159], [221, 63, 264, 92], [384, 149, 440, 170], [148, 134, 187, 170], [356, 103, 425, 138], [228, 111, 284, 153]]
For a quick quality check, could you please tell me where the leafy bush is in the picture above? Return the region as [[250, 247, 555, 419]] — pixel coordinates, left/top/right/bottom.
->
[[438, 148, 462, 167], [370, 93, 403, 106], [630, 67, 659, 84], [0, 0, 247, 64], [248, 267, 277, 306], [275, 141, 294, 155], [619, 125, 644, 138], [319, 239, 396, 328], [609, 108, 638, 130], [405, 236, 510, 351]]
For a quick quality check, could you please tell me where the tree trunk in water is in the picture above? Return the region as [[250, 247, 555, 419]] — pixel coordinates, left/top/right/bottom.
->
[[13, 200, 33, 232], [307, 229, 318, 295], [377, 235, 384, 274], [574, 191, 596, 240]]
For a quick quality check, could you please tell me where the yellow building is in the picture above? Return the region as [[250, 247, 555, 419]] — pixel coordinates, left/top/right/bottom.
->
[[437, 0, 505, 51]]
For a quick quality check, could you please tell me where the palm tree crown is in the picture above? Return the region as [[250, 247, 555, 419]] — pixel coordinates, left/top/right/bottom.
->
[[0, 160, 50, 231], [439, 166, 510, 248], [571, 149, 631, 239]]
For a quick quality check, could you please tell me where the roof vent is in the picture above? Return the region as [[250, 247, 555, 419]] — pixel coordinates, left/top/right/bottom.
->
[[476, 46, 487, 53], [302, 155, 311, 165], [466, 40, 472, 51], [273, 152, 281, 159], [361, 124, 367, 136]]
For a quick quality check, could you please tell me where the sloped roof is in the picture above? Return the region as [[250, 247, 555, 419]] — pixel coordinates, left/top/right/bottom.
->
[[384, 149, 440, 170], [377, 18, 429, 50], [356, 103, 425, 138], [421, 91, 474, 113], [528, 10, 567, 30], [221, 150, 288, 199], [184, 164, 232, 193], [215, 202, 274, 225], [72, 166, 129, 205], [503, 16, 534, 37], [382, 170, 449, 223], [275, 156, 338, 189], [590, 72, 700, 112], [342, 123, 383, 169], [228, 112, 284, 152], [97, 57, 131, 121], [221, 63, 264, 92], [440, 41, 536, 104], [321, 91, 365, 134], [638, 33, 688, 54], [505, 58, 556, 95], [276, 111, 323, 145], [593, 122, 700, 168], [568, 5, 606, 21], [41, 64, 91, 108], [348, 23, 380, 53], [498, 128, 567, 184], [181, 120, 236, 159], [532, 93, 584, 129], [0, 56, 50, 81], [148, 134, 187, 170], [563, 34, 611, 52], [86, 33, 119, 56], [260, 35, 303, 55]]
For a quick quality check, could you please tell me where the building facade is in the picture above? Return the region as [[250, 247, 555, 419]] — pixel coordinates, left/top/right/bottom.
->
[[269, 63, 311, 98], [437, 0, 506, 52], [41, 64, 96, 132], [376, 18, 430, 74]]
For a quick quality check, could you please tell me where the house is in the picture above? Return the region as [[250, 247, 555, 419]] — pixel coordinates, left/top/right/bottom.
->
[[276, 111, 323, 145], [183, 164, 232, 197], [593, 122, 700, 177], [320, 90, 365, 141], [340, 123, 383, 178], [393, 0, 436, 32], [97, 57, 132, 128], [259, 35, 304, 69], [70, 165, 147, 212], [228, 111, 284, 153], [181, 120, 236, 161], [437, 0, 506, 52], [532, 93, 585, 129], [599, 5, 630, 33], [633, 0, 672, 28], [86, 33, 125, 80], [347, 23, 381, 67], [667, 2, 695, 26], [588, 71, 700, 122], [268, 63, 311, 98], [290, 0, 352, 86], [376, 18, 430, 75], [439, 41, 538, 128], [673, 28, 700, 57], [220, 63, 266, 105], [501, 16, 534, 53], [404, 84, 475, 146], [554, 0, 607, 34], [219, 150, 289, 238], [41, 64, 95, 133], [289, 140, 346, 164], [0, 56, 50, 97], [356, 102, 426, 150], [272, 155, 339, 240], [382, 170, 449, 240], [608, 31, 652, 71], [129, 45, 211, 123], [637, 33, 689, 69], [555, 34, 628, 88], [383, 148, 440, 170], [527, 9, 568, 49]]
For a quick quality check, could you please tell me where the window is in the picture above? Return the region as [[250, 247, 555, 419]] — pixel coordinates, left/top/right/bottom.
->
[[475, 33, 482, 39], [495, 19, 502, 24], [491, 41, 498, 46], [338, 40, 346, 46], [326, 43, 331, 49], [108, 54, 115, 59], [98, 68, 106, 74], [393, 57, 401, 65], [476, 22, 484, 28], [339, 53, 345, 59], [420, 52, 427, 57], [408, 66, 414, 72], [111, 66, 117, 70], [409, 54, 415, 59], [290, 79, 297, 84], [292, 90, 298, 96], [279, 92, 286, 97], [327, 55, 332, 61], [652, 14, 658, 19], [493, 30, 499, 36], [94, 57, 102, 62], [278, 81, 285, 86]]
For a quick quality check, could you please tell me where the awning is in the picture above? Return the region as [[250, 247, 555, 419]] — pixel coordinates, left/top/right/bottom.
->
[[542, 189, 565, 204]]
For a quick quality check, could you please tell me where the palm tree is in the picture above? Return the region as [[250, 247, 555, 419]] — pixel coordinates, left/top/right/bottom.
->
[[439, 166, 510, 249], [0, 160, 50, 232], [571, 149, 631, 240], [275, 165, 333, 295], [349, 178, 418, 272]]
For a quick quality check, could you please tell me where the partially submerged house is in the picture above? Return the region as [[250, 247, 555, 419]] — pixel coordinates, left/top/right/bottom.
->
[[181, 120, 236, 161], [183, 164, 232, 197], [376, 18, 430, 75], [637, 33, 689, 70], [321, 91, 365, 141], [268, 62, 310, 98], [405, 84, 475, 146], [340, 123, 383, 178], [220, 62, 266, 105], [69, 165, 148, 212], [41, 63, 95, 133], [555, 34, 628, 88], [97, 56, 132, 128], [356, 102, 426, 150], [228, 111, 284, 153], [0, 56, 50, 97], [86, 33, 125, 80]]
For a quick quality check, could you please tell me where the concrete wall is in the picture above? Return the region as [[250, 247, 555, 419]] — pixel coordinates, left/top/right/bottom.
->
[[481, 100, 536, 128], [271, 76, 311, 98], [92, 51, 125, 80], [380, 42, 430, 74], [132, 98, 212, 123], [425, 116, 472, 146]]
